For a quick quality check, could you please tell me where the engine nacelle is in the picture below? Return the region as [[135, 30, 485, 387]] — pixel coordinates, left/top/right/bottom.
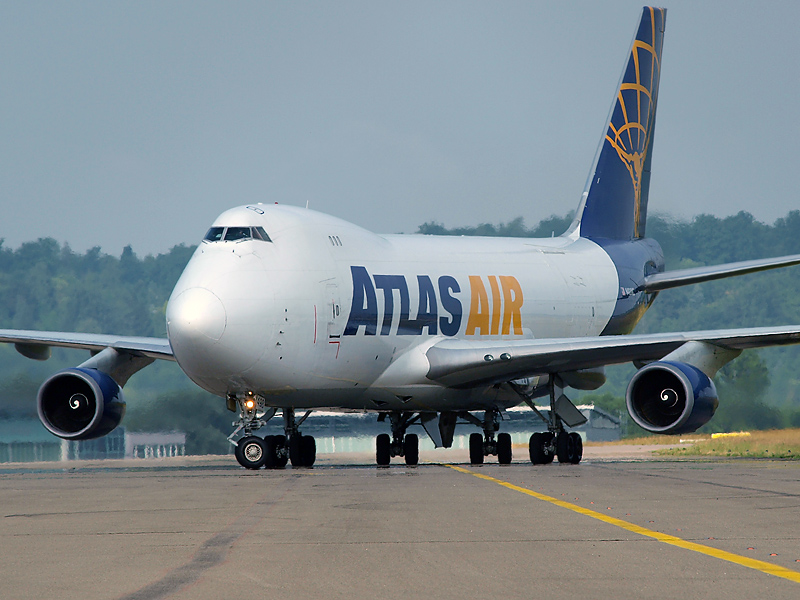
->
[[626, 361, 718, 435], [37, 368, 125, 440]]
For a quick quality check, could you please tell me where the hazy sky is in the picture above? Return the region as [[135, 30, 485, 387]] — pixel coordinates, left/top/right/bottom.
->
[[2, 1, 799, 256]]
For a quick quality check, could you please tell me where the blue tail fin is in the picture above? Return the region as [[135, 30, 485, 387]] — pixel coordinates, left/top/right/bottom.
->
[[577, 7, 666, 240]]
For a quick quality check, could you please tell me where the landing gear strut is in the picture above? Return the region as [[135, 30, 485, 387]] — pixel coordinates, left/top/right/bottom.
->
[[375, 412, 419, 466], [284, 408, 316, 467]]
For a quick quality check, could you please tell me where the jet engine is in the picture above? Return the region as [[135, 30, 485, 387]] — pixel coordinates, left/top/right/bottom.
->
[[626, 360, 718, 434], [37, 368, 125, 440]]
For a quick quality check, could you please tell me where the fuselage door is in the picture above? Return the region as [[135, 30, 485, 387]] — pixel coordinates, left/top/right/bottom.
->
[[326, 282, 343, 339]]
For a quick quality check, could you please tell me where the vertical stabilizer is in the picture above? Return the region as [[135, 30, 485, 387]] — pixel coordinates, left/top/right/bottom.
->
[[576, 7, 666, 240]]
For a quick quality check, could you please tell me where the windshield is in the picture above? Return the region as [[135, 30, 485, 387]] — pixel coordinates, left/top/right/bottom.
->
[[203, 226, 273, 243], [204, 227, 225, 242]]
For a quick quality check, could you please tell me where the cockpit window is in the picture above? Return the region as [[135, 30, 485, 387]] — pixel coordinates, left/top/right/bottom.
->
[[252, 226, 272, 242], [203, 226, 273, 243], [204, 227, 225, 242], [224, 227, 252, 241]]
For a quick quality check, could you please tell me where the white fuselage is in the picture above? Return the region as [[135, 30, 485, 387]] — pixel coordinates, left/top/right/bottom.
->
[[165, 204, 621, 412]]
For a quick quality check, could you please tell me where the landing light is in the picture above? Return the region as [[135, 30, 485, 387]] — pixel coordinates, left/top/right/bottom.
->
[[245, 399, 256, 410]]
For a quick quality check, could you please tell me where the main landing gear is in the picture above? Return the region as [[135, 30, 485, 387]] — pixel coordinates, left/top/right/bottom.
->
[[528, 431, 582, 464], [375, 412, 419, 466], [465, 409, 512, 465], [523, 376, 584, 465], [228, 394, 316, 470]]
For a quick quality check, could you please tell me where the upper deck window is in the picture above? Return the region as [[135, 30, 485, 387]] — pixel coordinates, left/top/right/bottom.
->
[[203, 226, 273, 243]]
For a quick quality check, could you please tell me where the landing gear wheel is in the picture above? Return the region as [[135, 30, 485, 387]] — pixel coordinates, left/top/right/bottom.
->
[[529, 432, 545, 464], [289, 435, 316, 467], [376, 433, 391, 466], [301, 435, 316, 467], [273, 435, 288, 468], [403, 433, 419, 466], [556, 432, 583, 464], [235, 436, 267, 469], [262, 435, 278, 469], [497, 432, 512, 464], [530, 432, 556, 464], [541, 432, 555, 464], [469, 432, 484, 465], [570, 432, 583, 464]]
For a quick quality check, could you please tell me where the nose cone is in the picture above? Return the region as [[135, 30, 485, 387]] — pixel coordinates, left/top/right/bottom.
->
[[167, 287, 227, 343], [166, 289, 230, 389]]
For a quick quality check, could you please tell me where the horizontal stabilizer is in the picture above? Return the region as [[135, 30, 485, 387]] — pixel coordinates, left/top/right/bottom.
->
[[641, 253, 800, 292]]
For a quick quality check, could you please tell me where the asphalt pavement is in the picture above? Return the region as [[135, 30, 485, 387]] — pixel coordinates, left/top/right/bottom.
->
[[2, 449, 800, 599]]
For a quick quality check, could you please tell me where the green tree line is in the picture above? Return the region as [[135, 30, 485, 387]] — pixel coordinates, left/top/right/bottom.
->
[[2, 209, 800, 451]]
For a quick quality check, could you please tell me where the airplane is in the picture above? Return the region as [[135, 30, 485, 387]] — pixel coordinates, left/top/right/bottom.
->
[[4, 6, 800, 470]]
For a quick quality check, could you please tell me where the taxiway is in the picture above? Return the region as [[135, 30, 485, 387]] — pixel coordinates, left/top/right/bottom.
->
[[2, 449, 800, 599]]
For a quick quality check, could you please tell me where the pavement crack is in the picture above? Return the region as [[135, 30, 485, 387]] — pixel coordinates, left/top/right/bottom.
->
[[115, 482, 296, 600]]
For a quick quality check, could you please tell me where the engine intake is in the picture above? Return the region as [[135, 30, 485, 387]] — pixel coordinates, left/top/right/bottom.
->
[[626, 361, 718, 434], [37, 368, 125, 440]]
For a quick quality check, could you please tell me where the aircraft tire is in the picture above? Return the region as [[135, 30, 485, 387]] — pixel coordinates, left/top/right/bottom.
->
[[235, 436, 267, 469], [529, 432, 545, 464], [301, 435, 316, 467], [376, 433, 391, 466], [289, 435, 303, 467], [469, 432, 484, 465], [556, 432, 580, 464], [497, 432, 512, 464], [262, 435, 278, 469], [569, 432, 583, 464], [403, 434, 419, 466]]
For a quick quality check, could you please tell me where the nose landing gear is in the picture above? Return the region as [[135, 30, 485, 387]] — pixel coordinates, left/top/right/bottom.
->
[[228, 394, 316, 469]]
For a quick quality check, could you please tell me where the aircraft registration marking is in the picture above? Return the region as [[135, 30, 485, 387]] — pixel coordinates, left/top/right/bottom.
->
[[446, 464, 800, 584]]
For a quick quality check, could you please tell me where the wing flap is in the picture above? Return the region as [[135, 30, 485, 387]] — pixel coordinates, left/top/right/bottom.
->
[[425, 326, 800, 388]]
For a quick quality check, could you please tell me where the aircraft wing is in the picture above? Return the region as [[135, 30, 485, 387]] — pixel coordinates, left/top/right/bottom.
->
[[425, 326, 800, 387], [641, 254, 800, 292], [0, 329, 174, 361]]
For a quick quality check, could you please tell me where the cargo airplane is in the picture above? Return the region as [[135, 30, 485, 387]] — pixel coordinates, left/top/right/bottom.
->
[[4, 6, 800, 469]]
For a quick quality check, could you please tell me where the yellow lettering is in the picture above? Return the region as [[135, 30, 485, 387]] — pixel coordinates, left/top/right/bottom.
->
[[466, 276, 490, 335], [500, 276, 524, 335], [488, 276, 501, 335]]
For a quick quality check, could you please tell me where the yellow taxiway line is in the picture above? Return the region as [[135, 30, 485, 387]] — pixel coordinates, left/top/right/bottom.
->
[[447, 464, 800, 584]]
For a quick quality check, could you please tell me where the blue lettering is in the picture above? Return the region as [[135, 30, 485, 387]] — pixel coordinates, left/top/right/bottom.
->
[[401, 275, 438, 335], [344, 266, 378, 335], [374, 275, 409, 336], [344, 267, 463, 337], [438, 276, 462, 336]]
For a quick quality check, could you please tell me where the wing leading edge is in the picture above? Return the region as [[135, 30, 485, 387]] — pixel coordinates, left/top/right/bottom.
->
[[425, 326, 800, 388]]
